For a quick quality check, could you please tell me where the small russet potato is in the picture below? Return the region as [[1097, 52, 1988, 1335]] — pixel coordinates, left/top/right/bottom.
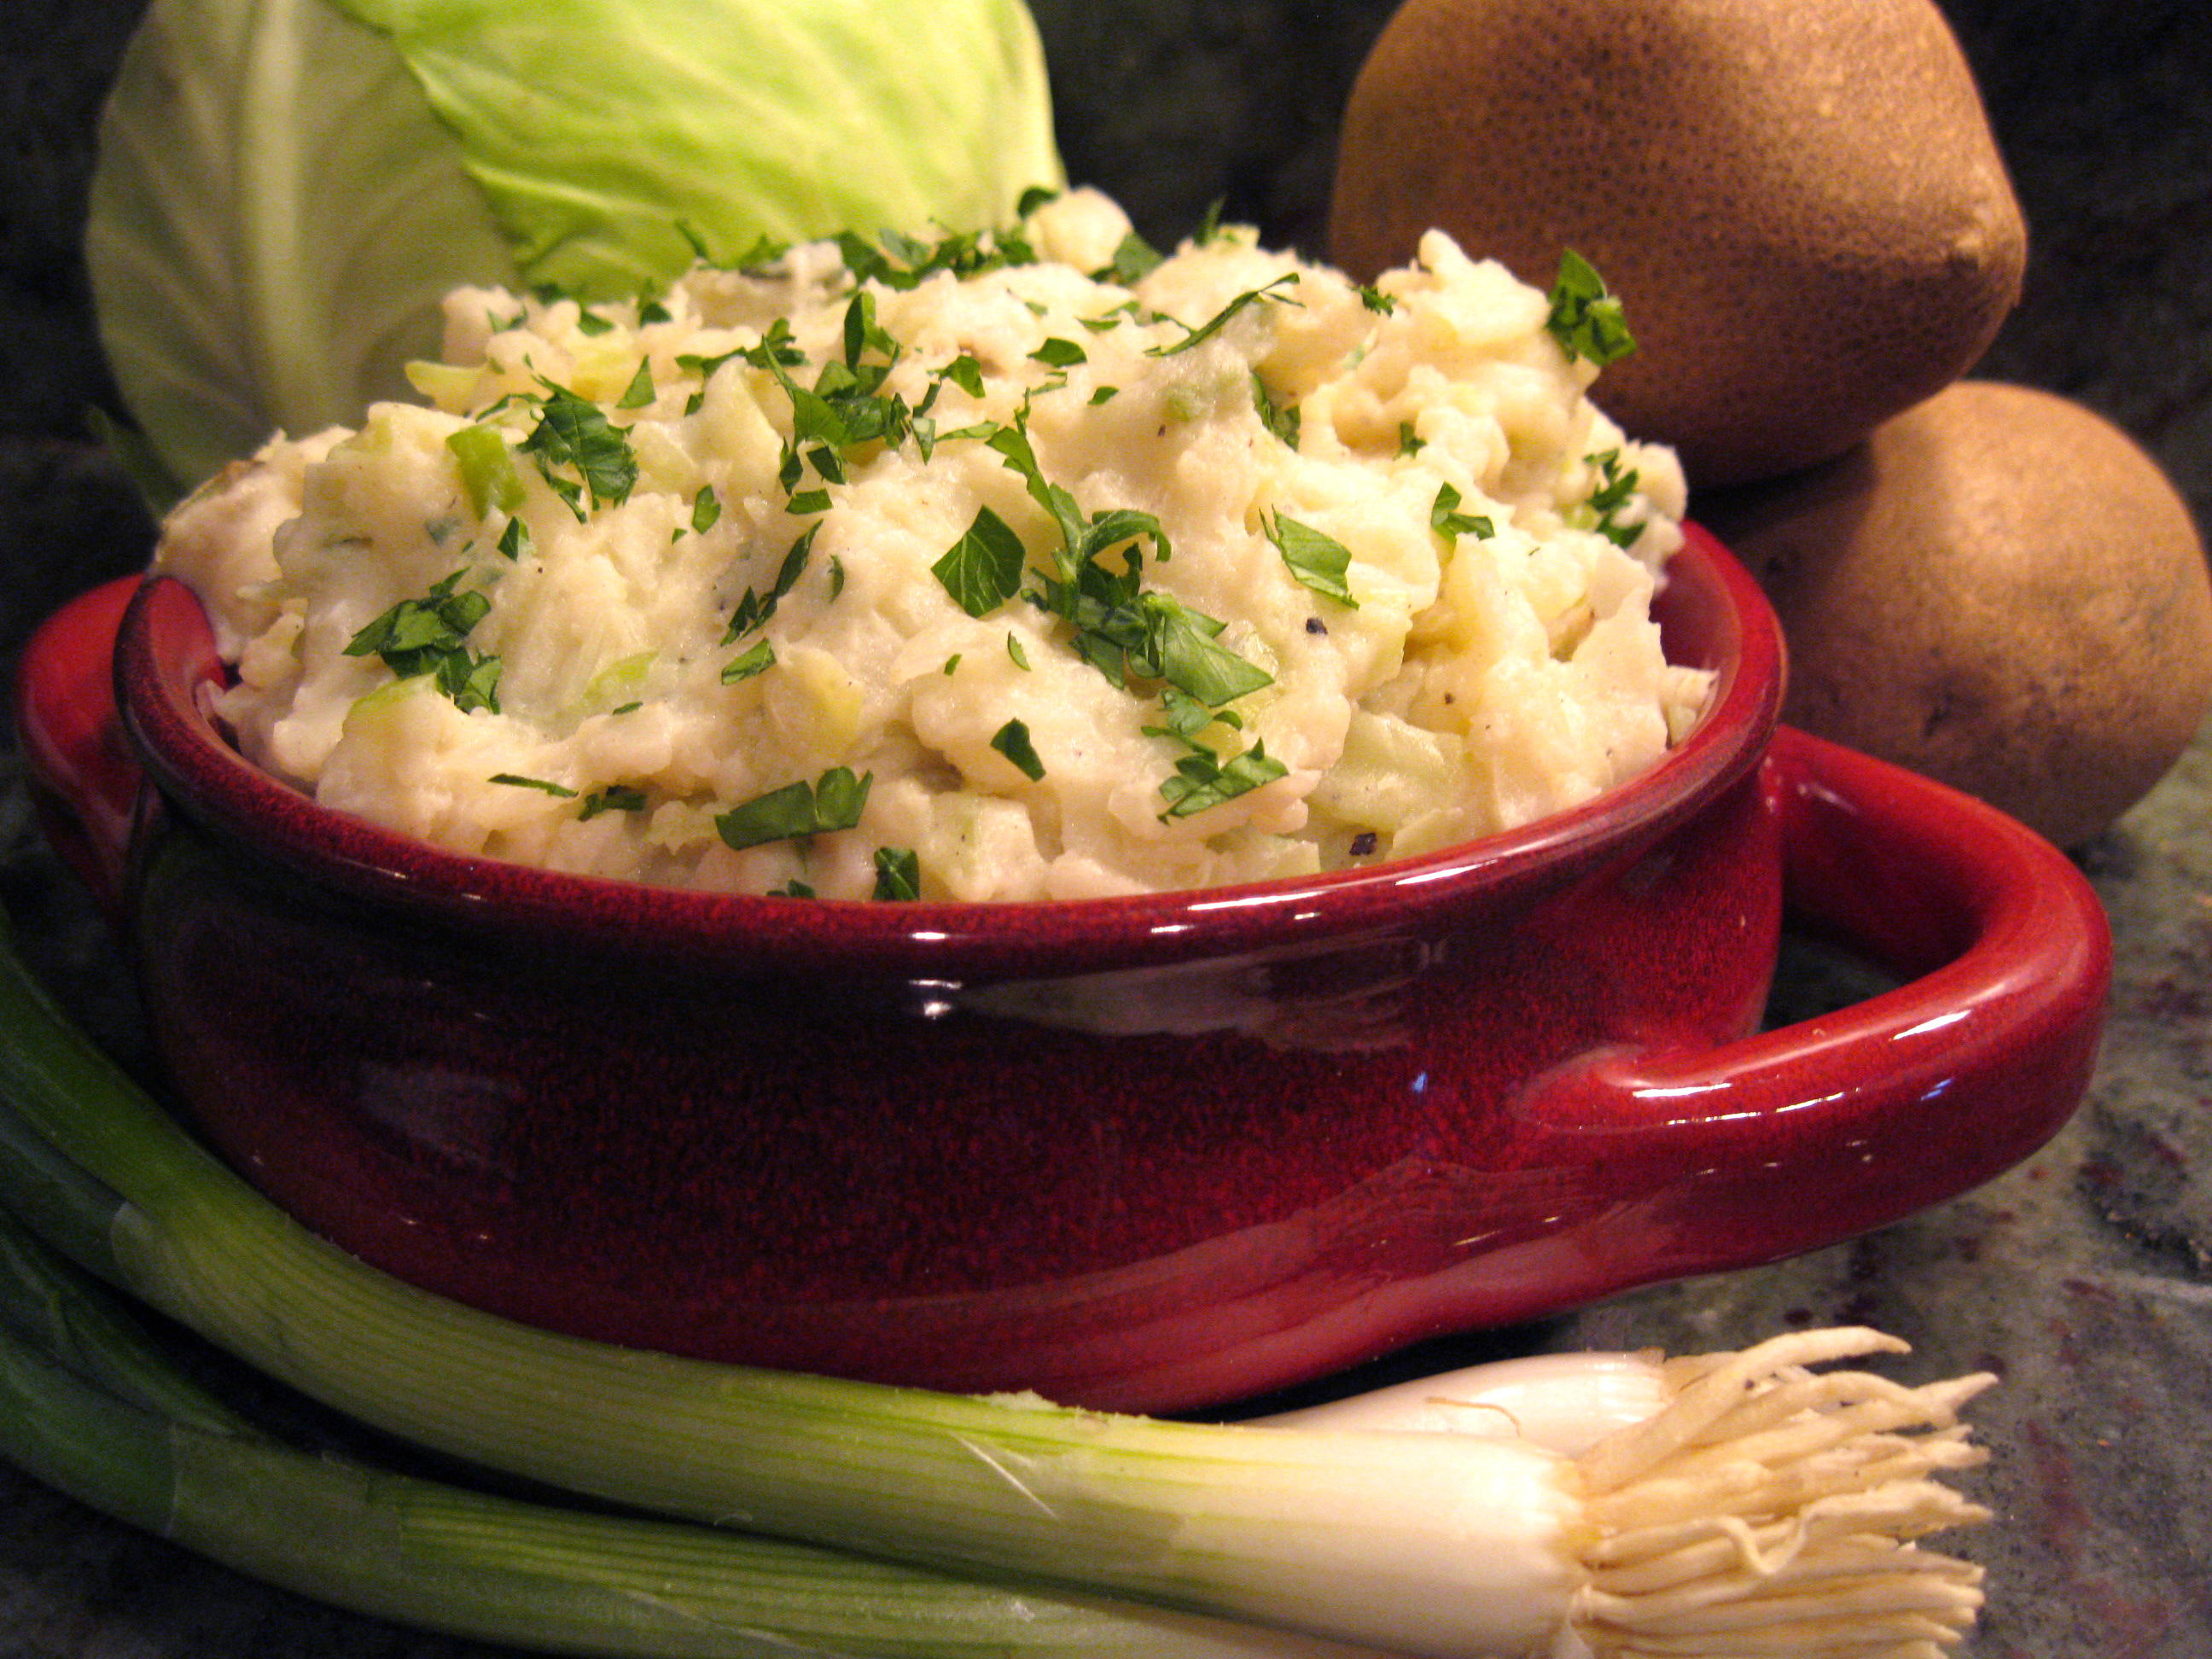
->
[[1327, 0, 2027, 486], [1697, 381, 2212, 848]]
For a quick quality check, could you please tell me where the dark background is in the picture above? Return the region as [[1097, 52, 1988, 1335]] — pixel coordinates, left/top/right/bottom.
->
[[1, 3, 2209, 1656]]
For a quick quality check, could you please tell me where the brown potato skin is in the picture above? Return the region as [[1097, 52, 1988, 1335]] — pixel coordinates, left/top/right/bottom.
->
[[1327, 0, 2027, 487], [1697, 381, 2212, 848]]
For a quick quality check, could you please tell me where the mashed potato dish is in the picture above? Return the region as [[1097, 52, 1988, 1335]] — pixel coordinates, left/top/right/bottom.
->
[[157, 189, 1710, 902]]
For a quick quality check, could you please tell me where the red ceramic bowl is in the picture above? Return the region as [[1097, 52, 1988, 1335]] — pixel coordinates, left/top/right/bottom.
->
[[15, 526, 2110, 1412]]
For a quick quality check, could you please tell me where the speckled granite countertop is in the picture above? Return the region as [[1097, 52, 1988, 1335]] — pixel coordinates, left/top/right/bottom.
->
[[1, 1, 2207, 1654]]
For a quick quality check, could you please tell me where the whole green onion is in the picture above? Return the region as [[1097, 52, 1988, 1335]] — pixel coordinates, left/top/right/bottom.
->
[[0, 912, 1994, 1657]]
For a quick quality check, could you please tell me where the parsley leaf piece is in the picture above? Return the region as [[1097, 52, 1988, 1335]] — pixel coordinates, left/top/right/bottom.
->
[[1006, 632, 1029, 669], [724, 524, 817, 641], [871, 845, 922, 901], [616, 359, 656, 409], [1252, 373, 1301, 449], [1092, 230, 1165, 287], [579, 784, 648, 820], [691, 486, 722, 534], [1545, 250, 1637, 366], [1395, 422, 1426, 457], [1430, 482, 1496, 542], [1357, 285, 1398, 315], [518, 384, 638, 512], [1158, 737, 1287, 819], [445, 424, 527, 519], [490, 773, 576, 797], [1029, 336, 1088, 369], [345, 571, 497, 706], [991, 718, 1045, 781], [721, 639, 776, 683], [436, 649, 503, 714], [497, 517, 532, 562], [1581, 449, 1644, 547], [715, 767, 872, 851], [1266, 514, 1358, 607], [1148, 273, 1299, 357], [940, 353, 987, 399], [932, 505, 1029, 618], [1141, 593, 1272, 706]]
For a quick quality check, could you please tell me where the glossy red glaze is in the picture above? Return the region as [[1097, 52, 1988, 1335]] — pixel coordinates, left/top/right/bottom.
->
[[15, 527, 2111, 1410]]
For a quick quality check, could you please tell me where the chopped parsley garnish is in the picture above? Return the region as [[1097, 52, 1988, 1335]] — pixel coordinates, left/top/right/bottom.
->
[[1158, 737, 1286, 819], [345, 571, 502, 713], [616, 359, 656, 409], [1430, 482, 1495, 541], [1092, 230, 1165, 287], [724, 525, 816, 640], [1148, 273, 1300, 357], [939, 354, 987, 399], [1265, 513, 1357, 607], [721, 638, 776, 683], [1357, 285, 1397, 315], [1029, 336, 1088, 369], [715, 767, 871, 851], [1581, 449, 1644, 547], [1252, 373, 1301, 448], [497, 517, 532, 562], [1545, 251, 1637, 367], [990, 718, 1045, 781], [579, 784, 648, 820], [832, 224, 1037, 292], [517, 383, 639, 515], [1396, 422, 1426, 457], [1006, 632, 1029, 669], [490, 773, 576, 797], [932, 505, 1029, 617], [690, 486, 722, 534], [871, 846, 922, 900]]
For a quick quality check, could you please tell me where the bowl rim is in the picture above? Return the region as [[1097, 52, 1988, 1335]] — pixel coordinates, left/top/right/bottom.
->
[[116, 522, 1783, 973]]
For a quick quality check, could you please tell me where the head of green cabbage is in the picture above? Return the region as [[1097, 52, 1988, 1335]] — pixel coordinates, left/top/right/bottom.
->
[[87, 0, 1063, 496]]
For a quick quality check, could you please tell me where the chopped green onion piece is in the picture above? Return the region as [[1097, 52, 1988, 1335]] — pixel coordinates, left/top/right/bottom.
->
[[445, 423, 527, 519]]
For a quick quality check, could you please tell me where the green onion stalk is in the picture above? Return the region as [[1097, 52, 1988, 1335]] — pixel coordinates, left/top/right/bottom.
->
[[0, 911, 1994, 1658]]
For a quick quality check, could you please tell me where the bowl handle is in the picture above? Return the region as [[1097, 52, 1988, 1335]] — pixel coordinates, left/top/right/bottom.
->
[[14, 576, 148, 919], [1516, 723, 2111, 1278]]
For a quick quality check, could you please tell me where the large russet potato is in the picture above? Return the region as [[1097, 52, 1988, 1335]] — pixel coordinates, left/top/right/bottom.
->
[[1327, 0, 2027, 487], [1697, 381, 2212, 848]]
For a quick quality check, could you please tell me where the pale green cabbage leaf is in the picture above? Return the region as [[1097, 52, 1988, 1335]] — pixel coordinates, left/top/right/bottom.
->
[[87, 0, 1063, 494]]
